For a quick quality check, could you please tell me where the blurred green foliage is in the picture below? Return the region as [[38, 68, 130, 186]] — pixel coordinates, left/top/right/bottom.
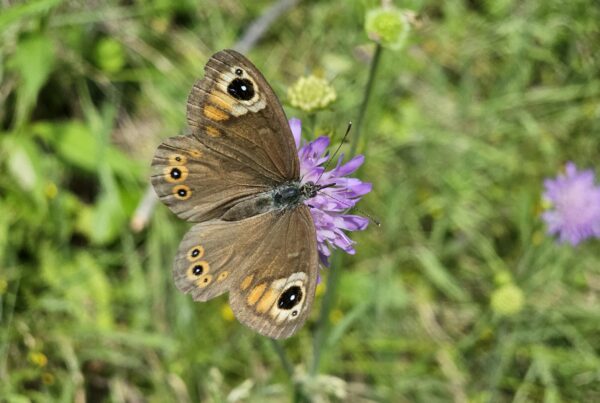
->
[[1, 0, 600, 401]]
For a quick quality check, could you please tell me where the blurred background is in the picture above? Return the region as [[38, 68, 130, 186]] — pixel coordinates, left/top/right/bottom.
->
[[1, 0, 600, 401]]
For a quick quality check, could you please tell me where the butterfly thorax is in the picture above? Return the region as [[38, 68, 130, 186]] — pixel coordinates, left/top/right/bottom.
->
[[221, 181, 321, 222]]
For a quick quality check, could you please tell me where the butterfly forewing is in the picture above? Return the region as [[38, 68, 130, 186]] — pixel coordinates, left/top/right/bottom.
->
[[187, 49, 299, 182], [151, 134, 271, 222]]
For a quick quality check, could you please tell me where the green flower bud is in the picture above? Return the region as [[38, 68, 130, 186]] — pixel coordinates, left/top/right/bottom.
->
[[94, 38, 126, 74], [287, 75, 337, 113], [490, 283, 525, 316], [365, 7, 410, 50]]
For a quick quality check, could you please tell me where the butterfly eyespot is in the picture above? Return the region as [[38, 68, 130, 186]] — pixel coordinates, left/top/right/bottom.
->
[[171, 168, 181, 179], [291, 310, 298, 317], [187, 245, 205, 261], [169, 154, 187, 165], [173, 185, 191, 200], [164, 165, 188, 183], [235, 68, 243, 76], [227, 78, 255, 101], [217, 271, 228, 282], [196, 274, 213, 288], [277, 286, 303, 310], [187, 260, 209, 278]]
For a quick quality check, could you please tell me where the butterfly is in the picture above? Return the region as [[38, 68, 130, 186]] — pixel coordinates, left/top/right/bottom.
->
[[151, 49, 330, 339]]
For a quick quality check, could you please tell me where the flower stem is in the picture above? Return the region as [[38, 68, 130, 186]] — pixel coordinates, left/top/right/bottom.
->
[[350, 43, 383, 155], [308, 113, 317, 139], [269, 339, 308, 402], [310, 44, 382, 376], [311, 253, 343, 375], [270, 339, 294, 378]]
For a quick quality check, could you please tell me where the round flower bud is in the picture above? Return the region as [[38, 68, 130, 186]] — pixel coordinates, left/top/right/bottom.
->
[[287, 75, 337, 113], [364, 7, 410, 50], [490, 283, 524, 316]]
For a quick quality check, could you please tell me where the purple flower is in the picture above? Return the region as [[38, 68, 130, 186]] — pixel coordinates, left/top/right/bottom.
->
[[541, 162, 600, 245], [289, 118, 372, 265]]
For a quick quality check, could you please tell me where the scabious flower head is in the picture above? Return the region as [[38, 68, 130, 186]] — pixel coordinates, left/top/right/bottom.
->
[[541, 162, 600, 245], [287, 75, 337, 113], [490, 283, 524, 316], [289, 118, 372, 266], [364, 7, 411, 50]]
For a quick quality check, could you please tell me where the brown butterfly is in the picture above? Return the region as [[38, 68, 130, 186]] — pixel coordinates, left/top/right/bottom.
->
[[151, 49, 329, 339]]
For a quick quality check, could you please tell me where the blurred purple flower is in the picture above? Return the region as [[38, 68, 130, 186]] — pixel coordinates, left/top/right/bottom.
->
[[541, 162, 600, 245], [289, 118, 372, 266]]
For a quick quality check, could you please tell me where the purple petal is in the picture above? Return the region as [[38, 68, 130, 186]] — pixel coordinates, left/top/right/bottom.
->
[[541, 162, 600, 246], [289, 118, 302, 149], [332, 155, 365, 177], [334, 215, 370, 231], [296, 131, 372, 265]]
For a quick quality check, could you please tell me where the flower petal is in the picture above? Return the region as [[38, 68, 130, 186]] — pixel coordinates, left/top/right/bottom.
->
[[289, 118, 302, 149]]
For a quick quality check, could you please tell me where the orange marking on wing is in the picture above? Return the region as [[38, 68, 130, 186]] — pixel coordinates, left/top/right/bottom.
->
[[209, 93, 234, 111], [169, 154, 187, 165], [240, 275, 253, 290], [205, 126, 221, 137], [256, 288, 278, 313], [217, 271, 229, 282], [247, 283, 266, 306], [188, 149, 202, 158], [196, 274, 213, 288], [203, 104, 229, 121]]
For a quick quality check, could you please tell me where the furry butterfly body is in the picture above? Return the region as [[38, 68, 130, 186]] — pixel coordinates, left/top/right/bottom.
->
[[151, 50, 321, 339]]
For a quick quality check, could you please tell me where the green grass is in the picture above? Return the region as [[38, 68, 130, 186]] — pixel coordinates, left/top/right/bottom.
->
[[1, 0, 600, 401]]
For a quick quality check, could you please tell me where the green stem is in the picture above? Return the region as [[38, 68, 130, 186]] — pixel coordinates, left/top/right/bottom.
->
[[350, 43, 383, 155], [310, 253, 343, 375], [270, 339, 294, 378], [310, 44, 383, 377], [308, 113, 317, 139], [269, 339, 309, 402]]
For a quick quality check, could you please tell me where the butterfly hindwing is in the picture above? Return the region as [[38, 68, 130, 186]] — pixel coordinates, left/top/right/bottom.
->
[[173, 206, 318, 339]]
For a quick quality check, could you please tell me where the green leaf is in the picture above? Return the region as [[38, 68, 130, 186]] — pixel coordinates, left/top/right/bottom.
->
[[416, 247, 469, 302], [0, 0, 63, 32], [7, 34, 56, 127]]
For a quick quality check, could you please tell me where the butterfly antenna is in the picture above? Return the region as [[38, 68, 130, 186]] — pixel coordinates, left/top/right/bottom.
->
[[315, 122, 352, 185]]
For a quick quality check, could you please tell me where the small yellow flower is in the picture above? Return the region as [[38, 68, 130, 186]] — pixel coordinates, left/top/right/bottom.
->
[[329, 308, 344, 324], [45, 182, 58, 199], [365, 7, 411, 50], [29, 352, 48, 367], [316, 282, 326, 297], [42, 372, 55, 385], [220, 304, 235, 322], [490, 283, 525, 316], [531, 230, 544, 245], [287, 75, 337, 113]]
